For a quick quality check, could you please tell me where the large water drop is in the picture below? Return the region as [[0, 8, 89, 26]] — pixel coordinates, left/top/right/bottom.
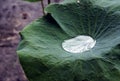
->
[[62, 35, 96, 53]]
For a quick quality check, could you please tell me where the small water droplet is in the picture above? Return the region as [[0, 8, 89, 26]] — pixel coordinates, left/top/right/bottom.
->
[[77, 0, 80, 3]]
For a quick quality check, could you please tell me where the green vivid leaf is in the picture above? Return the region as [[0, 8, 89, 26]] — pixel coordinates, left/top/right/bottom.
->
[[17, 0, 120, 81]]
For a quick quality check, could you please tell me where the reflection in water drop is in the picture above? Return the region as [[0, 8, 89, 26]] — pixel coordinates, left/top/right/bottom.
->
[[62, 35, 96, 53]]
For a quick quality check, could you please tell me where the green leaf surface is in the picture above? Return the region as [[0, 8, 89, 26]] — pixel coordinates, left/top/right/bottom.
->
[[17, 0, 120, 81]]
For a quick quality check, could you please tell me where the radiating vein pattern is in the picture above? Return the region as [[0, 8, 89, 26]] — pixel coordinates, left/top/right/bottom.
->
[[17, 0, 120, 81]]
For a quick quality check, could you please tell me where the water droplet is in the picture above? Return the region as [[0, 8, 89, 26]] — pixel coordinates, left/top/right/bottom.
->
[[77, 0, 80, 3], [62, 35, 96, 53]]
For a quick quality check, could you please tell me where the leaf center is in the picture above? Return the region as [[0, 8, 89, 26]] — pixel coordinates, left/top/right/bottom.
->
[[62, 35, 96, 53]]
